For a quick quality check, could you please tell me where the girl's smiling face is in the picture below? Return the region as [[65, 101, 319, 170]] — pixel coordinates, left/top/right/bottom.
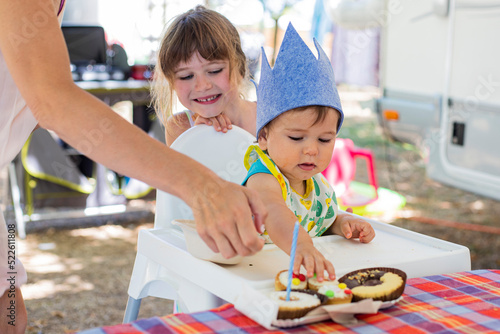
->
[[258, 107, 339, 193], [173, 52, 237, 118]]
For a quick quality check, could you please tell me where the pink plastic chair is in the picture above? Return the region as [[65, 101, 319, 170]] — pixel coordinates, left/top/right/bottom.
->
[[322, 138, 379, 207]]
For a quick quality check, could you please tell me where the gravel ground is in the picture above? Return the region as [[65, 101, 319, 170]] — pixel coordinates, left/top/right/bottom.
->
[[14, 86, 500, 333]]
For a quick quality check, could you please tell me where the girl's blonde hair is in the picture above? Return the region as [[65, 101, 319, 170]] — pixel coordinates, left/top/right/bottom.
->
[[152, 5, 248, 125]]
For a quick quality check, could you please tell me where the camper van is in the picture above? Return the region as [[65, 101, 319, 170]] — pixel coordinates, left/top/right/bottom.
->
[[329, 0, 500, 201]]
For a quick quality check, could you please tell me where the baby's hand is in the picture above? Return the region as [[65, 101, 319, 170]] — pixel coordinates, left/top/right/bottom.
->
[[293, 242, 336, 282], [338, 208, 375, 243], [194, 113, 232, 133]]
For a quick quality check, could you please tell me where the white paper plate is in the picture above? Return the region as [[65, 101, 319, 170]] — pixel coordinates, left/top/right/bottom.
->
[[272, 313, 330, 328], [272, 297, 403, 328], [380, 296, 403, 309]]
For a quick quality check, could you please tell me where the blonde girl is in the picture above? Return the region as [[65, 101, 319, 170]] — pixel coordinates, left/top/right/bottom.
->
[[152, 5, 257, 145]]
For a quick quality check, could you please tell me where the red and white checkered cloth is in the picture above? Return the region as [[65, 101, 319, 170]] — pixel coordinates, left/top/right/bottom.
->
[[77, 270, 500, 334]]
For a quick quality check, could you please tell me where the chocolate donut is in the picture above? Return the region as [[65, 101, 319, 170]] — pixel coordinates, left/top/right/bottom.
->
[[339, 268, 406, 302]]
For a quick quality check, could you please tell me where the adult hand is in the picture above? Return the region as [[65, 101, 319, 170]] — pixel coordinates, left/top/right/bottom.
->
[[194, 113, 232, 133], [190, 179, 266, 258]]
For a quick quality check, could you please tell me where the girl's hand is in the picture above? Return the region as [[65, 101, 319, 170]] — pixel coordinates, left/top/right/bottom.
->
[[293, 242, 336, 282], [194, 113, 233, 133], [337, 209, 376, 243]]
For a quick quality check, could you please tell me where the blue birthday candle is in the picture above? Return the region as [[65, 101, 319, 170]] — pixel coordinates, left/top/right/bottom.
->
[[286, 221, 300, 301]]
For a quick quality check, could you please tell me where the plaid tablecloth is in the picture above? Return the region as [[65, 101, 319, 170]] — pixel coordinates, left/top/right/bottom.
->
[[77, 270, 500, 334]]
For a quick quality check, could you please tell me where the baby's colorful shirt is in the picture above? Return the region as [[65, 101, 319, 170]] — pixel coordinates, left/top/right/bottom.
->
[[243, 145, 338, 243]]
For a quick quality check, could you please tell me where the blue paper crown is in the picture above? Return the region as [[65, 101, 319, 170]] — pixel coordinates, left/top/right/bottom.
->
[[256, 23, 343, 137]]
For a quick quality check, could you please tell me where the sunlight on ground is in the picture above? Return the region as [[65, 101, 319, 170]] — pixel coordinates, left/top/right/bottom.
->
[[397, 209, 423, 219], [19, 241, 96, 300], [69, 224, 139, 241], [23, 253, 82, 274], [470, 200, 484, 211], [23, 275, 95, 300], [17, 224, 146, 303]]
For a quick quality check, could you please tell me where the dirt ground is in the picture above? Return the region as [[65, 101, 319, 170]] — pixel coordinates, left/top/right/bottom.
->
[[14, 86, 500, 333]]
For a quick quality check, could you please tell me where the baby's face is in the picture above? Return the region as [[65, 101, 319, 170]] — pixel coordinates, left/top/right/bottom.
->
[[258, 108, 339, 191], [173, 51, 236, 118]]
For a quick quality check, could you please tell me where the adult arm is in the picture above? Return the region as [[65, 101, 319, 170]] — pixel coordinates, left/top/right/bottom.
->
[[0, 0, 266, 258], [0, 288, 26, 334]]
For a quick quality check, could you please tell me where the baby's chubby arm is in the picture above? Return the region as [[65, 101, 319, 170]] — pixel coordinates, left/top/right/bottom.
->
[[327, 209, 375, 243], [246, 173, 336, 281]]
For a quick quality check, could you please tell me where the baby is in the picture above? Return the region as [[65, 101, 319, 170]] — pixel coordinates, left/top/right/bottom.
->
[[243, 23, 375, 282]]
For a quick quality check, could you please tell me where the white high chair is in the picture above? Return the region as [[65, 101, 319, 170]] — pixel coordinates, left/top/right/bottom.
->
[[123, 125, 256, 323]]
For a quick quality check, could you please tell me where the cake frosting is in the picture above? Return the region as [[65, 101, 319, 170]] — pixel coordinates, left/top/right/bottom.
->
[[340, 268, 405, 302], [349, 272, 403, 300], [308, 275, 336, 291], [318, 282, 352, 304], [269, 290, 322, 319], [275, 269, 308, 291]]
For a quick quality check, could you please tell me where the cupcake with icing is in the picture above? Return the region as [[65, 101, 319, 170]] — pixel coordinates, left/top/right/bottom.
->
[[318, 282, 353, 305], [275, 269, 308, 291], [307, 274, 335, 291], [269, 290, 324, 319]]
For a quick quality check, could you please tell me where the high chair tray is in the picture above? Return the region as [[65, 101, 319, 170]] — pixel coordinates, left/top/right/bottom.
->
[[140, 216, 470, 309]]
